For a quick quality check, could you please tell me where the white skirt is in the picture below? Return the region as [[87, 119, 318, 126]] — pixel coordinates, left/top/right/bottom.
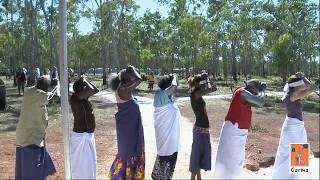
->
[[272, 117, 307, 179], [154, 102, 181, 156], [71, 132, 97, 179], [214, 121, 248, 179]]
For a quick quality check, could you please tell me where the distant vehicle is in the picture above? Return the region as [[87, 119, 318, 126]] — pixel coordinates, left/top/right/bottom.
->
[[87, 67, 119, 75]]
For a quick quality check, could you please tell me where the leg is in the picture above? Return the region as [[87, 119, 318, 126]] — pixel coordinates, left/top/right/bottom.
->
[[22, 82, 25, 94], [17, 81, 21, 95], [191, 173, 196, 180], [196, 170, 201, 180]]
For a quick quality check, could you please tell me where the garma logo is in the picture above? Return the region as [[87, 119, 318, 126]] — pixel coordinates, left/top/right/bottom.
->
[[289, 143, 309, 174]]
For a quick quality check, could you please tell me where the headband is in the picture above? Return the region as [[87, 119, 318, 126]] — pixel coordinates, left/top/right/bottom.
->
[[281, 80, 304, 100]]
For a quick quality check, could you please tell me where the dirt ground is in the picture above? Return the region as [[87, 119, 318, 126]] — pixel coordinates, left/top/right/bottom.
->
[[0, 85, 319, 179], [179, 99, 319, 168]]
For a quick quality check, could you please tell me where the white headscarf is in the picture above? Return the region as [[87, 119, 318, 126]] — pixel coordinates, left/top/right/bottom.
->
[[281, 80, 305, 100]]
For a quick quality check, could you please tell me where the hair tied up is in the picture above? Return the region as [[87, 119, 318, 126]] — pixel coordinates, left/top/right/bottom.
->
[[108, 73, 121, 91]]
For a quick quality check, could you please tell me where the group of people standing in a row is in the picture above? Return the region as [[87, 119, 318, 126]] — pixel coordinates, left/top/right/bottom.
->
[[14, 65, 318, 180]]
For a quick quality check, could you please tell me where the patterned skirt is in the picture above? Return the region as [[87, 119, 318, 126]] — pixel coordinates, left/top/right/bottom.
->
[[151, 152, 178, 180], [109, 153, 145, 180]]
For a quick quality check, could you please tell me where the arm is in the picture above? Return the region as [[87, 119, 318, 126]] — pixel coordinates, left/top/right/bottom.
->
[[117, 79, 142, 100], [290, 76, 318, 101], [165, 75, 177, 96], [120, 79, 142, 92], [193, 84, 217, 100], [241, 90, 266, 106], [77, 79, 99, 100]]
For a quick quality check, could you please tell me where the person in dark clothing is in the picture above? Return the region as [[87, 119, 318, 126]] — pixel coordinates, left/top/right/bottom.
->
[[187, 72, 217, 180], [70, 76, 99, 178], [0, 78, 5, 111], [16, 68, 26, 95]]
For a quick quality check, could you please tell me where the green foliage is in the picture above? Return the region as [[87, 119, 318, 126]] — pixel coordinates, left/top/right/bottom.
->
[[249, 124, 269, 133], [272, 33, 293, 82], [0, 0, 318, 81]]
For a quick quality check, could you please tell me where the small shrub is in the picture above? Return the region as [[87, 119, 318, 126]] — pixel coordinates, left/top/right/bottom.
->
[[249, 124, 269, 133]]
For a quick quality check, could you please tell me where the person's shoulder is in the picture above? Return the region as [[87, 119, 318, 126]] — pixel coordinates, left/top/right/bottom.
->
[[70, 94, 79, 103], [235, 86, 244, 92], [154, 89, 164, 96], [23, 87, 38, 96]]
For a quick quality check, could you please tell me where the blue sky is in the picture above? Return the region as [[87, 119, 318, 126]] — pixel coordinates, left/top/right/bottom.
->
[[78, 0, 319, 35], [78, 0, 169, 34]]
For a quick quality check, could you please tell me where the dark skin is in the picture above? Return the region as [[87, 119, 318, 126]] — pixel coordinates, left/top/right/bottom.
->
[[290, 72, 318, 102], [117, 79, 142, 100], [75, 77, 99, 100], [192, 81, 217, 100], [191, 80, 217, 180]]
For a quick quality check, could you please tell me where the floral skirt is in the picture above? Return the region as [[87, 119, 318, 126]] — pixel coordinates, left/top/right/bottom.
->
[[151, 152, 178, 180], [109, 153, 145, 180]]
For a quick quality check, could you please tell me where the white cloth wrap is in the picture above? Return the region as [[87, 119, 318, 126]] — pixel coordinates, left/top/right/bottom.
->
[[282, 80, 305, 100], [214, 121, 248, 179], [154, 102, 181, 156], [70, 132, 97, 179], [272, 117, 307, 179]]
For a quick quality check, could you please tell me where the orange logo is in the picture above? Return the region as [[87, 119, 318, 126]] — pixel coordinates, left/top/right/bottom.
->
[[290, 144, 309, 167]]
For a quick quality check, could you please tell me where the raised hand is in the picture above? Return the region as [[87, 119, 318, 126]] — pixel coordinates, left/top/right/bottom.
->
[[295, 72, 305, 79]]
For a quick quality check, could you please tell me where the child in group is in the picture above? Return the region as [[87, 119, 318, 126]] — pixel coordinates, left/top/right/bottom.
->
[[152, 74, 181, 179], [70, 76, 99, 179], [272, 72, 318, 179], [15, 77, 56, 179], [214, 79, 266, 179], [147, 71, 155, 91], [187, 72, 217, 180], [108, 66, 145, 179]]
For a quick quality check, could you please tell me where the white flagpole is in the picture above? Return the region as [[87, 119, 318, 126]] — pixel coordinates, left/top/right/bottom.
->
[[59, 0, 71, 179]]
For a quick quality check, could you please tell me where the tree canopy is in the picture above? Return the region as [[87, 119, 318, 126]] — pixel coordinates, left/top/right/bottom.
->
[[0, 0, 319, 83]]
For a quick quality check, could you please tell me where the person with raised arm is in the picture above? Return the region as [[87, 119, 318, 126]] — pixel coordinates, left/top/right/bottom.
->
[[15, 77, 57, 179], [70, 76, 99, 179], [187, 72, 217, 180], [272, 72, 318, 179], [214, 79, 266, 179], [108, 66, 145, 179], [151, 74, 182, 179]]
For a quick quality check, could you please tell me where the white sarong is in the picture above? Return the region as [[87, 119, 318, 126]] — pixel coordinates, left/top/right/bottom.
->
[[71, 132, 97, 179], [154, 102, 181, 156], [272, 117, 307, 179], [214, 121, 248, 179]]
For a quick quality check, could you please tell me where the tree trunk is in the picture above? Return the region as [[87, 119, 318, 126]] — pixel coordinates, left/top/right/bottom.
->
[[100, 0, 107, 85], [223, 44, 228, 80], [10, 0, 16, 70], [39, 0, 59, 68], [23, 0, 31, 66], [231, 40, 237, 82]]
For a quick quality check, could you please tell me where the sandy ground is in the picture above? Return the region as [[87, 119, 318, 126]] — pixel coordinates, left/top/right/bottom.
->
[[0, 88, 319, 179]]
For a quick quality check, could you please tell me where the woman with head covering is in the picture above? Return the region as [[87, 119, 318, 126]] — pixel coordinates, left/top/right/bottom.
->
[[151, 74, 181, 179], [108, 66, 145, 179], [15, 77, 56, 179], [214, 79, 266, 179], [187, 72, 217, 180], [70, 76, 99, 179], [272, 72, 318, 179]]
